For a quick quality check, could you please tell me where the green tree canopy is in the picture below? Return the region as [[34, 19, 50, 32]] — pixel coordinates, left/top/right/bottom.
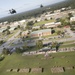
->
[[7, 26, 10, 30], [2, 48, 10, 55], [36, 40, 43, 49], [27, 21, 34, 26]]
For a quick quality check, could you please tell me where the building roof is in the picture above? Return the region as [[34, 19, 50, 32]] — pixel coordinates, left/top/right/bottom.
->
[[32, 26, 40, 29], [45, 22, 55, 26], [70, 17, 75, 21], [31, 29, 51, 35], [9, 27, 16, 31], [0, 27, 7, 32]]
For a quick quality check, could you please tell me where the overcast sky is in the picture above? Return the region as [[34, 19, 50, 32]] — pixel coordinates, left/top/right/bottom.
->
[[0, 0, 64, 18]]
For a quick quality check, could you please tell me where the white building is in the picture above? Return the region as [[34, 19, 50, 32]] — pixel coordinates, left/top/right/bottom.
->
[[14, 21, 19, 25], [61, 8, 66, 11], [0, 22, 3, 25], [3, 21, 8, 25], [9, 27, 17, 31], [20, 20, 26, 22], [36, 18, 42, 22], [32, 26, 40, 29], [0, 27, 7, 33], [44, 22, 61, 28], [70, 17, 75, 22], [22, 30, 30, 36], [19, 20, 26, 25]]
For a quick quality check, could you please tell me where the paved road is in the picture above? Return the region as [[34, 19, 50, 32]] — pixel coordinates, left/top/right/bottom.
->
[[0, 35, 75, 54], [9, 37, 75, 50]]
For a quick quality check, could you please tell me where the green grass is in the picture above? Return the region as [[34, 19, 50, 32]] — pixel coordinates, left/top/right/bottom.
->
[[60, 44, 75, 48], [6, 29, 19, 40], [0, 51, 75, 75], [0, 29, 19, 41], [59, 41, 75, 48], [34, 20, 55, 26], [63, 41, 75, 45]]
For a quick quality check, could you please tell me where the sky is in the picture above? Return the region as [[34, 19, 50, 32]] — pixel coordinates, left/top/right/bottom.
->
[[0, 0, 64, 18]]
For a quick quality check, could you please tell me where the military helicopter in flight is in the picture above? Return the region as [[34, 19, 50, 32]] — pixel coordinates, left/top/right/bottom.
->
[[0, 4, 46, 22], [40, 4, 44, 8], [0, 3, 43, 15], [8, 4, 43, 14], [9, 9, 17, 14], [0, 8, 17, 14]]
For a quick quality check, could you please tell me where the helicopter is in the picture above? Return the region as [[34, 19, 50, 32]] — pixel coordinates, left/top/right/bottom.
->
[[9, 9, 16, 14], [8, 4, 43, 14], [0, 3, 43, 15], [40, 4, 44, 8]]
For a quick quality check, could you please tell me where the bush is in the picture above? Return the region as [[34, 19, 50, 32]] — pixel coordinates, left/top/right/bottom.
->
[[0, 40, 4, 45], [51, 30, 55, 34], [15, 48, 25, 53], [2, 48, 10, 55], [0, 56, 5, 61]]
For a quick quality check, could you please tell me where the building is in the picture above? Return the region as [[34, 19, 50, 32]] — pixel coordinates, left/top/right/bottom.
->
[[22, 30, 30, 36], [55, 22, 61, 26], [32, 26, 40, 30], [3, 21, 8, 25], [9, 27, 17, 31], [0, 27, 7, 33], [70, 17, 75, 22], [44, 22, 61, 28], [61, 8, 66, 11], [19, 20, 26, 25], [30, 29, 51, 38], [36, 18, 42, 22], [14, 21, 19, 25]]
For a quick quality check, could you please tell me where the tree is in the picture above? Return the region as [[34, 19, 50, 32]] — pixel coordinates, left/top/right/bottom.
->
[[17, 25, 20, 29], [52, 42, 57, 48], [56, 43, 60, 51], [57, 30, 61, 35], [40, 24, 44, 29], [7, 30, 10, 35], [68, 13, 73, 18], [15, 48, 23, 53], [24, 42, 28, 49], [71, 27, 75, 31], [51, 42, 59, 51], [59, 19, 70, 26], [45, 18, 48, 21], [71, 21, 75, 25], [36, 40, 43, 49], [19, 31, 22, 37], [0, 40, 4, 45], [26, 25, 32, 30], [0, 56, 5, 61], [22, 43, 28, 51], [35, 20, 37, 23], [2, 48, 10, 55], [27, 21, 34, 26], [26, 21, 34, 30], [7, 26, 10, 30], [51, 30, 55, 34]]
